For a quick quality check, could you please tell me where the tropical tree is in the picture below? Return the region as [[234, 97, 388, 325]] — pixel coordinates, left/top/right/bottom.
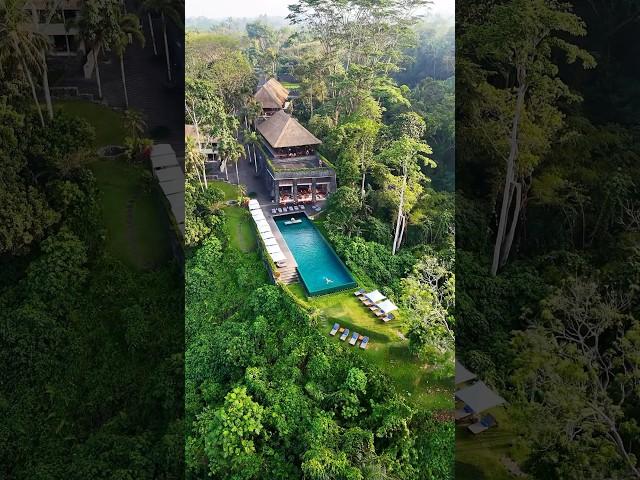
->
[[185, 135, 205, 189], [78, 0, 120, 100], [0, 0, 49, 126], [123, 109, 147, 141], [466, 0, 596, 275], [141, 0, 183, 83], [379, 136, 435, 254], [113, 12, 145, 108]]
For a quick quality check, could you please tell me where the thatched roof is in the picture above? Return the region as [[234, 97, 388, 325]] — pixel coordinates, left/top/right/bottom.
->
[[256, 110, 322, 148], [254, 78, 289, 109]]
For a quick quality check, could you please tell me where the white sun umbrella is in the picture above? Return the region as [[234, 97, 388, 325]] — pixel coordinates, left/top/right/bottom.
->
[[365, 290, 386, 303], [376, 299, 398, 314], [455, 381, 506, 414], [455, 360, 477, 385], [263, 237, 279, 246]]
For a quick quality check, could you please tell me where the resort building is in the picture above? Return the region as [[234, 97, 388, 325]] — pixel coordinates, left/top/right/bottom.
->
[[184, 124, 219, 162], [254, 78, 290, 116], [25, 0, 83, 56], [255, 109, 336, 205]]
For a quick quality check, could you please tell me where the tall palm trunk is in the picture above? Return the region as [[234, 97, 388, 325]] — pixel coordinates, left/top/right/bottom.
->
[[41, 50, 53, 120], [147, 13, 158, 55], [15, 40, 44, 127], [120, 55, 129, 108], [161, 12, 172, 82], [235, 160, 240, 185], [93, 48, 102, 98]]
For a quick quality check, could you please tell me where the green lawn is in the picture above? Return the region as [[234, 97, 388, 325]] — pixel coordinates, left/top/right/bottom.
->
[[456, 408, 522, 480], [286, 285, 453, 410], [225, 206, 257, 253], [281, 81, 300, 90], [54, 100, 127, 147], [90, 160, 170, 269], [211, 180, 241, 201]]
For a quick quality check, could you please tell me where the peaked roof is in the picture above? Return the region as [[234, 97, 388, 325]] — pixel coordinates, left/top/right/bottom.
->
[[264, 78, 289, 101], [254, 78, 289, 109], [256, 110, 322, 148]]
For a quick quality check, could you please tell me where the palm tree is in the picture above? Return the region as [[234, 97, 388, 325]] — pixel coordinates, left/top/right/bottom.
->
[[243, 129, 260, 174], [123, 108, 147, 140], [113, 12, 144, 108], [79, 0, 120, 100], [141, 0, 183, 83], [185, 135, 205, 190], [0, 0, 49, 126]]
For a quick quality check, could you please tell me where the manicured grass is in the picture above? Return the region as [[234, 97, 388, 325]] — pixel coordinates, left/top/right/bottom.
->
[[211, 180, 240, 201], [54, 100, 127, 147], [281, 81, 300, 90], [225, 206, 257, 253], [90, 160, 170, 268], [455, 408, 520, 480], [287, 285, 453, 410]]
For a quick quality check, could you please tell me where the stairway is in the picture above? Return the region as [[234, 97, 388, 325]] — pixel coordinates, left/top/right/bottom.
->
[[278, 266, 299, 285]]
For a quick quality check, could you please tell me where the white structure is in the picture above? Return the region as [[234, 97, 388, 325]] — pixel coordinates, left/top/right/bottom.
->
[[25, 1, 83, 56], [455, 360, 477, 386], [455, 381, 506, 414], [150, 144, 185, 237]]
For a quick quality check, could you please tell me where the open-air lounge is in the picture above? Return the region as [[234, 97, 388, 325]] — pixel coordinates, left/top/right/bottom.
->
[[252, 84, 337, 206]]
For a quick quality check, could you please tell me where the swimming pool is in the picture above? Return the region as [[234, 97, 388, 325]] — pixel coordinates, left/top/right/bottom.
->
[[274, 213, 356, 295]]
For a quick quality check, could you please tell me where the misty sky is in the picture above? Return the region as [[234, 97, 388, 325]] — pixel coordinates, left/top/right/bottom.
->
[[186, 0, 454, 19]]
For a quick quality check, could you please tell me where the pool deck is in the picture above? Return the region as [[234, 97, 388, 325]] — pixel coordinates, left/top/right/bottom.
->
[[264, 208, 297, 270], [236, 157, 328, 275]]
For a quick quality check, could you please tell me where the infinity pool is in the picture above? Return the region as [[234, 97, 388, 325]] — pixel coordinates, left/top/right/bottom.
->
[[274, 214, 356, 295]]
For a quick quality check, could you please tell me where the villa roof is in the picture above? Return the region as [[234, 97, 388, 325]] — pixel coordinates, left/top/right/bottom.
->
[[254, 79, 289, 110], [257, 110, 322, 148]]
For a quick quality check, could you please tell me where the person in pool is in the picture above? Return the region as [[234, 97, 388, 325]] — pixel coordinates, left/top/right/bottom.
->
[[324, 277, 334, 284]]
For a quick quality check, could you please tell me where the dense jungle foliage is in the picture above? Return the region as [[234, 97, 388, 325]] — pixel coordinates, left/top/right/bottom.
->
[[0, 2, 183, 476], [457, 1, 640, 478]]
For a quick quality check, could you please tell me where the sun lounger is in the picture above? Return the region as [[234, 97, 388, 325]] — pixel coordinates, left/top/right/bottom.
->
[[340, 328, 350, 341], [454, 404, 474, 420], [300, 205, 305, 210], [293, 205, 299, 211], [277, 208, 283, 213], [349, 332, 359, 345], [360, 297, 373, 306], [353, 288, 366, 297], [271, 208, 277, 214], [360, 336, 369, 349], [374, 310, 386, 317], [329, 323, 339, 336], [468, 414, 497, 434]]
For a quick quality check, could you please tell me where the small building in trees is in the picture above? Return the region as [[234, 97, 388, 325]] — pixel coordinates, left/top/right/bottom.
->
[[255, 110, 336, 205], [24, 0, 83, 56], [184, 124, 219, 162], [254, 78, 290, 116]]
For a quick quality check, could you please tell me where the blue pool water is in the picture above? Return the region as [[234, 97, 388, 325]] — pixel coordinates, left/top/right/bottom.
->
[[274, 214, 356, 295]]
